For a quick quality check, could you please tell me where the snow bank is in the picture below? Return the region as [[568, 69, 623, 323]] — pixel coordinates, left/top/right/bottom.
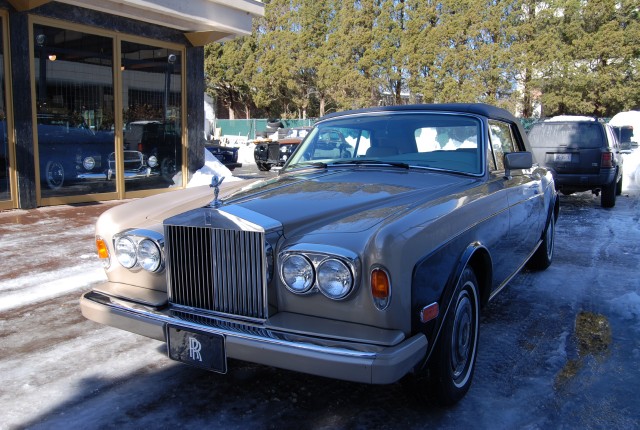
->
[[237, 141, 257, 165], [186, 148, 243, 188], [622, 149, 640, 191]]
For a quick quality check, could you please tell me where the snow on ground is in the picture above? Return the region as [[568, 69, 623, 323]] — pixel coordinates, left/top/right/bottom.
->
[[186, 147, 242, 188], [0, 267, 106, 313], [186, 143, 256, 188]]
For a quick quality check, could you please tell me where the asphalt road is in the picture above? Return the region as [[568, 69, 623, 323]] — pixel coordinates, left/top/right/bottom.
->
[[1, 167, 639, 430]]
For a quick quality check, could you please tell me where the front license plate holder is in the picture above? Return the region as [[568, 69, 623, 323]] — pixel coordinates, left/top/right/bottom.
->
[[166, 325, 227, 373]]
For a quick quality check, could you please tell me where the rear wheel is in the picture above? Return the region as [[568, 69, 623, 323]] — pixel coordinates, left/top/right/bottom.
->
[[601, 179, 616, 208], [427, 267, 480, 406], [527, 214, 554, 270]]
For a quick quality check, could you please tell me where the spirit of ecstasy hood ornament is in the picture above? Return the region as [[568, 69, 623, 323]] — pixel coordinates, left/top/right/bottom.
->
[[209, 175, 225, 208]]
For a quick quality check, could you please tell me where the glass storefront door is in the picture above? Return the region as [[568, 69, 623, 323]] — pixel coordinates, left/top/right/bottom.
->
[[32, 21, 185, 204], [121, 41, 183, 192], [34, 24, 116, 199]]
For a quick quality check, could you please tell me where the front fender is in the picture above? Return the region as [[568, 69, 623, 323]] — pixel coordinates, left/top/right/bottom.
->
[[411, 242, 492, 363]]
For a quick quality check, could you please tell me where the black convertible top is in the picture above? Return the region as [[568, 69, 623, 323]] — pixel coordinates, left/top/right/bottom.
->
[[319, 103, 532, 152]]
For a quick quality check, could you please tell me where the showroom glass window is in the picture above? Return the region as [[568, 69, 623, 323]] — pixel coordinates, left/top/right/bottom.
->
[[34, 24, 115, 198], [0, 17, 9, 203], [121, 41, 183, 191]]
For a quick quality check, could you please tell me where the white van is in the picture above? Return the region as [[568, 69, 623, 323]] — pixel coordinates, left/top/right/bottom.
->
[[609, 110, 640, 148]]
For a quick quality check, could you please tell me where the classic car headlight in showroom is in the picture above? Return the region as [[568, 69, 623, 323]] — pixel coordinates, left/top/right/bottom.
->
[[280, 248, 358, 300], [147, 155, 158, 168], [83, 156, 96, 171], [113, 230, 164, 273]]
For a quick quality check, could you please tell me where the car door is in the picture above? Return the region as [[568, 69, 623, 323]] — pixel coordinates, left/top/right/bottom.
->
[[489, 120, 545, 275]]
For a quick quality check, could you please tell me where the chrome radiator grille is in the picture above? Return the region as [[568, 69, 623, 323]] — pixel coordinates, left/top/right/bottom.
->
[[268, 144, 280, 161], [165, 225, 267, 320]]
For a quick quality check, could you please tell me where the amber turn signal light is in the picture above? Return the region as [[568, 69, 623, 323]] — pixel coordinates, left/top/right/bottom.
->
[[96, 237, 109, 259], [371, 268, 390, 299], [371, 268, 391, 310]]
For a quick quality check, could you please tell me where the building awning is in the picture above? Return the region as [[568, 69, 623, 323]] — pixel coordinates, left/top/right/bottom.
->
[[7, 0, 265, 45]]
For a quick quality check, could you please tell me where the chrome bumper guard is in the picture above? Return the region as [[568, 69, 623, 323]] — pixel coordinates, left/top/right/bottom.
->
[[80, 290, 428, 384]]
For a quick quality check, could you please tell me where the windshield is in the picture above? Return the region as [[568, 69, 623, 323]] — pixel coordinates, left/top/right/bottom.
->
[[285, 112, 483, 174]]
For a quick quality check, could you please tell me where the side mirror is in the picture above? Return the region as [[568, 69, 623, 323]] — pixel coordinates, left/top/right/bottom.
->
[[504, 151, 533, 179]]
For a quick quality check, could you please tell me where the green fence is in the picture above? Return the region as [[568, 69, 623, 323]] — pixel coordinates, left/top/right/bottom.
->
[[215, 117, 561, 139], [215, 119, 317, 140]]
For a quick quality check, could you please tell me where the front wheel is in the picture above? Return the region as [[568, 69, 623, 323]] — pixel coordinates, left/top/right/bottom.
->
[[256, 161, 272, 171], [161, 157, 177, 182], [427, 267, 480, 406], [45, 160, 65, 190]]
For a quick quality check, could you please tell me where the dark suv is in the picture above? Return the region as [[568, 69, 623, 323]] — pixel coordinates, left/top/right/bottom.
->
[[528, 117, 624, 208]]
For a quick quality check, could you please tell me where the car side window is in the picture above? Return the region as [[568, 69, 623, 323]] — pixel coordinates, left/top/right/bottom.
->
[[605, 125, 618, 150], [488, 120, 516, 171]]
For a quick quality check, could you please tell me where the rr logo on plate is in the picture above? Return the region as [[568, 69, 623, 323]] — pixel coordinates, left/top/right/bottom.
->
[[188, 337, 202, 362]]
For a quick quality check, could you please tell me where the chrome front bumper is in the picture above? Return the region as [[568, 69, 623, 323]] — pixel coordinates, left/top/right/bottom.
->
[[80, 289, 428, 384]]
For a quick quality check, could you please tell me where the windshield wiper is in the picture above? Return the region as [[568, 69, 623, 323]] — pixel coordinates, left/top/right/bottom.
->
[[328, 160, 410, 169], [290, 161, 328, 169]]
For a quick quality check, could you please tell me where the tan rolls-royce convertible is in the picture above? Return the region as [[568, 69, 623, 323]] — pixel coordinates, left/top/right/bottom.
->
[[81, 103, 558, 406]]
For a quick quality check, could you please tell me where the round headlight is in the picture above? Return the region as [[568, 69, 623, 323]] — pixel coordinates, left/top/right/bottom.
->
[[282, 254, 314, 293], [317, 258, 353, 299], [137, 239, 162, 272], [115, 236, 137, 268], [83, 156, 96, 170], [148, 155, 158, 168]]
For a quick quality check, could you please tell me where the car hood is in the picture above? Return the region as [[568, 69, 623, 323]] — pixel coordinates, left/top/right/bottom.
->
[[208, 168, 477, 236]]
